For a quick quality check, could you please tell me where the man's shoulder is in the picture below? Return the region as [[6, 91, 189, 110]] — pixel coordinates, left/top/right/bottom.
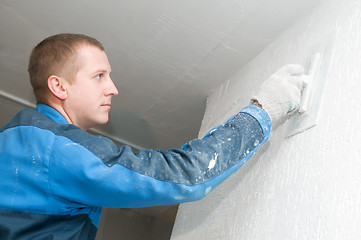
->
[[0, 108, 42, 132]]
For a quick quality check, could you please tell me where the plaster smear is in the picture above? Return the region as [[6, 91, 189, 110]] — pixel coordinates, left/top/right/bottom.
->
[[172, 0, 361, 239], [207, 153, 218, 170]]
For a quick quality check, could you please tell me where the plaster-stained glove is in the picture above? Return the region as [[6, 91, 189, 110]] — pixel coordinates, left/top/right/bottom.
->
[[251, 64, 305, 128]]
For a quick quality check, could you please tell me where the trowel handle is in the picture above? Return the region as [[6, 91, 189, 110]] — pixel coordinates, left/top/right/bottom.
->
[[299, 77, 311, 114], [299, 53, 322, 114]]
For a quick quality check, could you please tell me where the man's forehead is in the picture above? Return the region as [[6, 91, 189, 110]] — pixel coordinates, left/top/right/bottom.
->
[[76, 45, 111, 70]]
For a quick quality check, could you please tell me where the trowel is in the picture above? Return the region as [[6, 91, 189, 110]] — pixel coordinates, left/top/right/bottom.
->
[[286, 40, 333, 138]]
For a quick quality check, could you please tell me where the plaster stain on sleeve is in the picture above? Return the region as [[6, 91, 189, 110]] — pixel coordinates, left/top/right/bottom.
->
[[65, 143, 79, 146], [209, 128, 217, 135], [207, 153, 218, 171], [174, 195, 185, 201], [205, 186, 212, 195]]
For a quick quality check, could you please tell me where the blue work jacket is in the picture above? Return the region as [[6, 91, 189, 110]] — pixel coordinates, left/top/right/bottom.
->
[[0, 104, 270, 239]]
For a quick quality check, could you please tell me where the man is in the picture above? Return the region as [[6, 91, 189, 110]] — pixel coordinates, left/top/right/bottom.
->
[[0, 33, 304, 239]]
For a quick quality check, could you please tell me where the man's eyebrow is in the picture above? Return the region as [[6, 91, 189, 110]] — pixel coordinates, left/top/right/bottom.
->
[[93, 69, 110, 74]]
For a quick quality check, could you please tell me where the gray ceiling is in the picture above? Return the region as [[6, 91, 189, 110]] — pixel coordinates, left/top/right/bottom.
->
[[0, 0, 320, 150]]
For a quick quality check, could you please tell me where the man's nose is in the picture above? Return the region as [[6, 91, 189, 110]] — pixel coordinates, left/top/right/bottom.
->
[[106, 78, 119, 96]]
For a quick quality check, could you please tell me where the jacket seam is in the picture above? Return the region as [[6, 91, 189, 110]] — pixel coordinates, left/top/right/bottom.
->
[[47, 130, 70, 214]]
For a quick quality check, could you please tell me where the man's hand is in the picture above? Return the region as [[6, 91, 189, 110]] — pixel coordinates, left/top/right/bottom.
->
[[251, 64, 305, 128]]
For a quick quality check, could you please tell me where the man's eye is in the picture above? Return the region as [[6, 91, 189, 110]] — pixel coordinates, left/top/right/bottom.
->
[[96, 74, 103, 79]]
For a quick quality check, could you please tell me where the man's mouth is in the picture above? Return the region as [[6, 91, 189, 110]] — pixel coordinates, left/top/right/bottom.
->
[[101, 104, 111, 109]]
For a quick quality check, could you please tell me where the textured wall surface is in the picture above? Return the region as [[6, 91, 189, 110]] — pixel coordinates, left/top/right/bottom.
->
[[171, 0, 361, 239]]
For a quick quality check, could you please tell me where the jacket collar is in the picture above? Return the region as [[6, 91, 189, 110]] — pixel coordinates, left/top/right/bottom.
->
[[35, 104, 69, 125]]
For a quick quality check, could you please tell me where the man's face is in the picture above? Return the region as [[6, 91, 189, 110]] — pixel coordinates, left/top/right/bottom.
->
[[64, 45, 118, 131]]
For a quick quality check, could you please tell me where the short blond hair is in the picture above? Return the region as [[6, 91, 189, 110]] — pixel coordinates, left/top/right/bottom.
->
[[28, 33, 105, 104]]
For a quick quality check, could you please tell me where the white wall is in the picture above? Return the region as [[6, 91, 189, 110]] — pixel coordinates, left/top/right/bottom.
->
[[171, 0, 361, 239]]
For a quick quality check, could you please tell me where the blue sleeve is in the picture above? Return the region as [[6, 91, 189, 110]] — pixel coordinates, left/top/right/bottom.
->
[[49, 105, 271, 208]]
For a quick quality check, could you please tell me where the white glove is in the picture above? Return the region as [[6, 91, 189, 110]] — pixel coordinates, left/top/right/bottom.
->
[[251, 64, 305, 127]]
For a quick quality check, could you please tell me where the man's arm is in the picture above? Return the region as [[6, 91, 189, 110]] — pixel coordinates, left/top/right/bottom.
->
[[49, 105, 270, 208]]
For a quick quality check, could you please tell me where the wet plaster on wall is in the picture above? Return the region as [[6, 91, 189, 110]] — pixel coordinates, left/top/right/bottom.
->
[[171, 0, 361, 239]]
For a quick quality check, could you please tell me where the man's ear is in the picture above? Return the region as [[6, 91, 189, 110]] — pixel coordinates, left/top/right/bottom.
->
[[47, 75, 68, 100]]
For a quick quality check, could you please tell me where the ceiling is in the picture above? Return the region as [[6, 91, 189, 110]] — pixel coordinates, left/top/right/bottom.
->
[[0, 0, 321, 150]]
